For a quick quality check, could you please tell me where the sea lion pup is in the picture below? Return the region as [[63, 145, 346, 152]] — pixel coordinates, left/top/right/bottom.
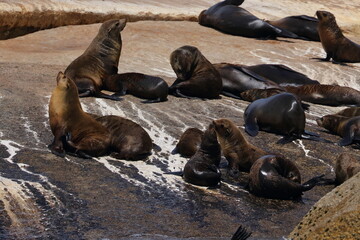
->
[[48, 72, 111, 158], [285, 84, 360, 106], [172, 128, 204, 157], [213, 118, 267, 176], [169, 45, 222, 99], [335, 153, 360, 185], [213, 63, 281, 99], [316, 11, 360, 63], [198, 0, 299, 39], [104, 72, 169, 103], [316, 115, 360, 146], [183, 123, 222, 187], [248, 155, 325, 200], [64, 19, 127, 100], [266, 15, 320, 42], [92, 115, 153, 160], [244, 93, 321, 144], [243, 64, 319, 86], [335, 107, 360, 118]]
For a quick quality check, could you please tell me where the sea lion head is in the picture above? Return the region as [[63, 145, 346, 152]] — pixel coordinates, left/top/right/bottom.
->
[[56, 71, 78, 95], [316, 11, 335, 23], [98, 19, 127, 41], [212, 118, 235, 139], [201, 123, 220, 149], [170, 45, 199, 80], [316, 115, 340, 128]]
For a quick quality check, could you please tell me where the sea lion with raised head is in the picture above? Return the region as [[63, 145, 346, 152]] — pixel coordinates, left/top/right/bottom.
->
[[335, 153, 360, 185], [169, 45, 222, 99], [266, 15, 320, 41], [316, 114, 360, 146], [104, 72, 169, 103], [172, 128, 204, 158], [65, 19, 126, 100], [183, 123, 222, 187], [249, 155, 324, 199], [213, 118, 268, 176], [48, 72, 111, 158], [213, 63, 281, 99], [244, 93, 321, 143], [316, 11, 360, 63], [198, 0, 299, 39], [285, 84, 360, 106]]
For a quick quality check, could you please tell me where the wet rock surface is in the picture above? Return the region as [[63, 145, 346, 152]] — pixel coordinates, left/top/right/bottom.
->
[[0, 2, 360, 239]]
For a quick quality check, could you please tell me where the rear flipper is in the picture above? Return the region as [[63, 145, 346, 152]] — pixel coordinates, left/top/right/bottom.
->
[[221, 91, 242, 100], [231, 224, 252, 240], [170, 89, 203, 99], [95, 91, 123, 101], [300, 133, 332, 143], [141, 98, 168, 104], [277, 135, 297, 144], [301, 174, 325, 191]]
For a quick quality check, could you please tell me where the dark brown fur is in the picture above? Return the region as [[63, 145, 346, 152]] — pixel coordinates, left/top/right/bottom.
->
[[316, 11, 360, 62], [213, 118, 267, 175], [65, 19, 126, 100], [240, 88, 284, 102], [169, 45, 222, 99], [335, 107, 360, 118], [173, 128, 204, 157], [335, 153, 360, 185]]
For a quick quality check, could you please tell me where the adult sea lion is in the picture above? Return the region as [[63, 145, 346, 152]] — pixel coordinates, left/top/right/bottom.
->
[[213, 118, 268, 176], [248, 155, 324, 200], [243, 64, 319, 86], [316, 115, 360, 146], [335, 107, 360, 118], [335, 153, 360, 185], [48, 72, 111, 158], [213, 63, 280, 99], [172, 128, 204, 157], [267, 15, 320, 41], [198, 0, 299, 39], [169, 45, 222, 99], [93, 115, 153, 160], [316, 11, 360, 63], [285, 84, 360, 106], [104, 72, 169, 103], [64, 19, 126, 100], [183, 123, 222, 187], [244, 93, 320, 143]]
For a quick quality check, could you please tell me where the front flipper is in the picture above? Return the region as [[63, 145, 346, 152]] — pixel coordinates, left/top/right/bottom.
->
[[231, 224, 252, 240], [339, 125, 356, 146], [277, 135, 297, 144], [244, 116, 259, 137], [221, 91, 242, 100], [95, 91, 123, 101], [63, 133, 93, 159]]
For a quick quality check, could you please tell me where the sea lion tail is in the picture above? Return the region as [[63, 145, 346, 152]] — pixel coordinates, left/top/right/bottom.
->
[[301, 174, 325, 191], [231, 224, 252, 240]]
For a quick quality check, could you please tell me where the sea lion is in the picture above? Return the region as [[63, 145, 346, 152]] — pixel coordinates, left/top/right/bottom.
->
[[285, 84, 360, 106], [198, 0, 299, 39], [244, 93, 320, 143], [243, 64, 319, 86], [248, 155, 324, 200], [172, 128, 204, 158], [316, 11, 360, 63], [316, 115, 360, 146], [183, 123, 222, 187], [48, 72, 111, 158], [213, 118, 268, 176], [104, 72, 169, 103], [240, 88, 285, 102], [169, 45, 222, 99], [213, 63, 281, 99], [335, 153, 360, 185], [64, 19, 127, 100], [92, 115, 153, 160], [335, 107, 360, 118], [266, 15, 320, 41]]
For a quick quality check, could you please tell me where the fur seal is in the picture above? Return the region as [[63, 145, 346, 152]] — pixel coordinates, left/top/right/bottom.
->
[[316, 114, 360, 146], [244, 93, 321, 143], [240, 88, 284, 102], [93, 115, 153, 160], [48, 72, 111, 158], [183, 123, 222, 187], [243, 64, 319, 86], [335, 153, 360, 185], [64, 19, 126, 100], [172, 128, 204, 157], [285, 84, 360, 106], [266, 15, 320, 41], [198, 0, 299, 39], [169, 45, 222, 99], [335, 107, 360, 118], [104, 72, 169, 103], [213, 63, 280, 99], [248, 155, 324, 199], [316, 11, 360, 63], [213, 118, 267, 176]]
